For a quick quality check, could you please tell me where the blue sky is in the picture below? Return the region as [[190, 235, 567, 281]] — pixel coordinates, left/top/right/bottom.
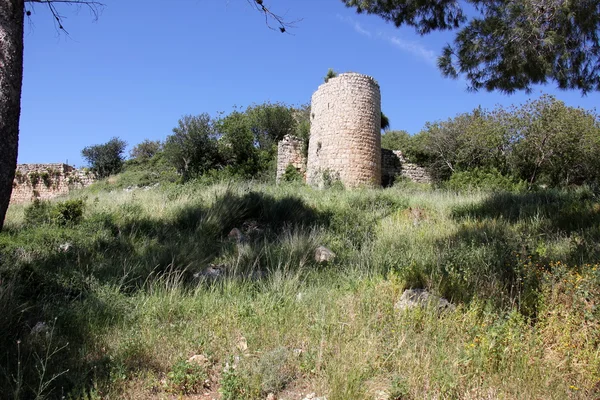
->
[[20, 0, 600, 167]]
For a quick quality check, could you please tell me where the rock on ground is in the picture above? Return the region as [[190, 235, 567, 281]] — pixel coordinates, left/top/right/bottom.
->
[[394, 289, 455, 312]]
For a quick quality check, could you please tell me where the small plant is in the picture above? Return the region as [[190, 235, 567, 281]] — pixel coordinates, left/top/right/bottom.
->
[[220, 364, 245, 400], [322, 169, 344, 190], [166, 359, 208, 395], [14, 170, 26, 184], [52, 199, 85, 226], [29, 171, 40, 187], [24, 198, 85, 226], [389, 376, 411, 400], [24, 199, 53, 225], [40, 172, 52, 188], [281, 164, 303, 183], [324, 68, 338, 83], [257, 347, 296, 394]]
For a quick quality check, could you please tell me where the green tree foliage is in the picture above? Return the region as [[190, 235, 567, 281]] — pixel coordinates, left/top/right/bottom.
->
[[506, 95, 600, 187], [130, 139, 162, 161], [419, 95, 600, 187], [343, 0, 600, 94], [381, 111, 390, 131], [381, 130, 430, 164], [81, 137, 127, 178], [163, 114, 221, 181], [216, 102, 298, 178], [216, 110, 260, 177]]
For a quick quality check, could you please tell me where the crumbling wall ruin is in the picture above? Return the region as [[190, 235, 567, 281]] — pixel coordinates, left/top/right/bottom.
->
[[381, 149, 431, 186], [10, 163, 95, 204], [306, 73, 382, 187], [276, 135, 307, 182]]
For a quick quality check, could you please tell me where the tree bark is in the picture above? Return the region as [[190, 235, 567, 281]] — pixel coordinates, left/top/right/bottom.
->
[[0, 0, 24, 230]]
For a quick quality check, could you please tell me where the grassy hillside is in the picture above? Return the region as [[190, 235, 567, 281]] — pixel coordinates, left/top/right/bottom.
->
[[1, 180, 599, 399]]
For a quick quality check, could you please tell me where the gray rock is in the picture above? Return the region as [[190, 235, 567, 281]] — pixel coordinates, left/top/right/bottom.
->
[[58, 242, 72, 252], [394, 289, 455, 312], [228, 228, 245, 243], [194, 264, 227, 281], [30, 321, 49, 336], [315, 246, 335, 263]]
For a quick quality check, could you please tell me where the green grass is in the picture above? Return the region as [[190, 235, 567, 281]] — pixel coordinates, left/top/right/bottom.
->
[[1, 180, 599, 399]]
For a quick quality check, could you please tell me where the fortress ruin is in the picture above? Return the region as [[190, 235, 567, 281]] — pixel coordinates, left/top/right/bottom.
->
[[10, 163, 95, 204], [277, 72, 430, 187]]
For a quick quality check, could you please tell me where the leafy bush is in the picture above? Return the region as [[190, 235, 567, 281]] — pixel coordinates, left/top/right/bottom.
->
[[81, 137, 127, 178], [24, 198, 85, 226], [166, 359, 208, 395], [24, 199, 54, 225], [29, 171, 40, 187], [40, 172, 52, 187], [52, 199, 85, 226], [281, 164, 303, 183], [446, 168, 527, 192]]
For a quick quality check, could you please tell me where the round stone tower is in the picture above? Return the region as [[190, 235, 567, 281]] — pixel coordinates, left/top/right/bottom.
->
[[306, 73, 381, 187]]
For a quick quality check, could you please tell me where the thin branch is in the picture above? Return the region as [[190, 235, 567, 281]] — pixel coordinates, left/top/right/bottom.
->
[[246, 0, 301, 33], [24, 0, 105, 35]]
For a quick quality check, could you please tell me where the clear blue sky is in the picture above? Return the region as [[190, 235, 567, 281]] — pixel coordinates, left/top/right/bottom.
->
[[20, 0, 600, 167]]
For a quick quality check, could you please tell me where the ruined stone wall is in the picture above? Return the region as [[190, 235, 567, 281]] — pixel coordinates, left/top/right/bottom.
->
[[10, 163, 95, 204], [306, 73, 381, 187], [381, 149, 431, 186], [276, 135, 307, 182]]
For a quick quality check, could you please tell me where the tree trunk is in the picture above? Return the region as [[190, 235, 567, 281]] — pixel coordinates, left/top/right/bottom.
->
[[0, 0, 24, 230]]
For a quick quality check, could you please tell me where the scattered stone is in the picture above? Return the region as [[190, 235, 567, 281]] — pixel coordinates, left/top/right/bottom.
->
[[293, 348, 304, 357], [188, 354, 209, 366], [194, 264, 227, 281], [266, 393, 277, 400], [30, 321, 48, 336], [302, 393, 326, 400], [58, 242, 72, 252], [314, 246, 335, 263], [228, 228, 245, 243], [236, 336, 248, 353], [394, 289, 455, 312]]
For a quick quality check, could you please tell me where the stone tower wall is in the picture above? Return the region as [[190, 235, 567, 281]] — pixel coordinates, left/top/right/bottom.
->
[[276, 135, 307, 182], [10, 163, 95, 204], [306, 73, 381, 187]]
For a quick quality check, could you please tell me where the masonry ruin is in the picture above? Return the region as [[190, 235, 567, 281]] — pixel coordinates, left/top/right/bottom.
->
[[276, 72, 431, 187], [10, 163, 95, 204]]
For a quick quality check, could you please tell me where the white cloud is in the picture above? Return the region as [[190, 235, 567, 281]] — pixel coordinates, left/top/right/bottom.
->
[[336, 14, 372, 37], [381, 33, 437, 66], [337, 14, 436, 66]]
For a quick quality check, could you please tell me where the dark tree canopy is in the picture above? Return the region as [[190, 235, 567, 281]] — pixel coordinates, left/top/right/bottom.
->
[[81, 137, 127, 178], [343, 0, 600, 94]]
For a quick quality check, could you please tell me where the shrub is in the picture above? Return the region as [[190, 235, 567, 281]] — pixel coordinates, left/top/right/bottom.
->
[[81, 137, 127, 178], [29, 171, 40, 187], [40, 172, 52, 187], [166, 359, 208, 395], [24, 199, 53, 225], [324, 68, 338, 83], [446, 168, 526, 192], [52, 199, 85, 226], [281, 164, 303, 183], [23, 199, 85, 226], [257, 348, 297, 394]]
